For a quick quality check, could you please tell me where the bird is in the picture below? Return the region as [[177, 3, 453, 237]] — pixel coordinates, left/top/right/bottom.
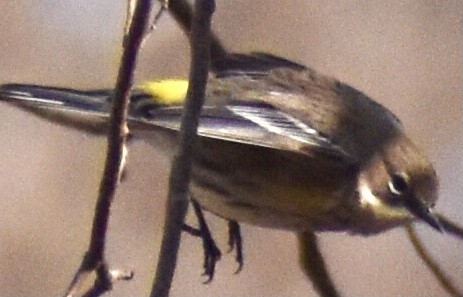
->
[[0, 52, 449, 297]]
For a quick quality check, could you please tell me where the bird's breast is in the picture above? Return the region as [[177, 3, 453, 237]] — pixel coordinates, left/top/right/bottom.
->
[[190, 137, 359, 231]]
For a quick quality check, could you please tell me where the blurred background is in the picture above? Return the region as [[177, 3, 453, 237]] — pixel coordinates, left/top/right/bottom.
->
[[0, 1, 461, 296]]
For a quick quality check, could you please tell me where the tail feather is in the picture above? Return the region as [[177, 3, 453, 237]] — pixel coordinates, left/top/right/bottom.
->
[[0, 84, 111, 112]]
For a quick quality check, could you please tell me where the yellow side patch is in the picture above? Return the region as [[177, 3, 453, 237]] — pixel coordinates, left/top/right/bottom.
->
[[138, 79, 189, 105]]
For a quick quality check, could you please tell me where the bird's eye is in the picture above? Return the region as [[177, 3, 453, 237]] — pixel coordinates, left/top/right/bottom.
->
[[388, 173, 409, 195]]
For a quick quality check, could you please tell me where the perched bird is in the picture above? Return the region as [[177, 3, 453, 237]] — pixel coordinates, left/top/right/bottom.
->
[[0, 53, 449, 297], [0, 53, 441, 234]]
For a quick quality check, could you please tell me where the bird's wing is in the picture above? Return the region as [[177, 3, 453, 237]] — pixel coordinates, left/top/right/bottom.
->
[[213, 52, 307, 78], [141, 101, 355, 164]]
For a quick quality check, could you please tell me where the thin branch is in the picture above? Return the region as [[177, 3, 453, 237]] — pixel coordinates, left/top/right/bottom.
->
[[149, 0, 215, 296], [298, 231, 340, 297], [63, 1, 152, 296], [162, 0, 227, 71], [406, 225, 463, 297], [124, 0, 136, 36]]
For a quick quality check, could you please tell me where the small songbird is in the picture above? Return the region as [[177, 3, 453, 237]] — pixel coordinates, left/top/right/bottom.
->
[[0, 53, 448, 297]]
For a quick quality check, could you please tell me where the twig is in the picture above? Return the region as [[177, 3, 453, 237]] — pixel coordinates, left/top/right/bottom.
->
[[162, 0, 226, 71], [63, 1, 152, 296], [298, 231, 340, 297], [406, 224, 463, 297], [149, 0, 215, 296], [124, 0, 136, 36]]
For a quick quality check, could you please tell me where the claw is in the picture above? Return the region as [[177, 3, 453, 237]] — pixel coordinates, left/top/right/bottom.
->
[[227, 220, 243, 273], [190, 199, 222, 282], [182, 223, 201, 236]]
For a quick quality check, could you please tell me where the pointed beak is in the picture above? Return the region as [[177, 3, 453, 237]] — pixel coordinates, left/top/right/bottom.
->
[[405, 196, 443, 232]]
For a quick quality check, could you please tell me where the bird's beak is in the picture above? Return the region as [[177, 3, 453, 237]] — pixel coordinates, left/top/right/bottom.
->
[[405, 196, 443, 232]]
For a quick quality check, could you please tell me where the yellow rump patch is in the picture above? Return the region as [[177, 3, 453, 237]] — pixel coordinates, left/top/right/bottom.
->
[[138, 79, 189, 105]]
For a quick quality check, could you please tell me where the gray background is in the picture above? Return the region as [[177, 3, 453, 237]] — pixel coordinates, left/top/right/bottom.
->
[[0, 1, 461, 296]]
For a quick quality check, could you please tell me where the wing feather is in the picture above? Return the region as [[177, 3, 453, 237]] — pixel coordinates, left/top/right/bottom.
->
[[142, 103, 354, 164]]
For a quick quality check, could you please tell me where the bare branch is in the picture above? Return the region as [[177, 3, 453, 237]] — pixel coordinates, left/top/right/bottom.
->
[[298, 231, 340, 297], [162, 0, 227, 71], [63, 1, 152, 296], [406, 225, 463, 297], [149, 0, 215, 296]]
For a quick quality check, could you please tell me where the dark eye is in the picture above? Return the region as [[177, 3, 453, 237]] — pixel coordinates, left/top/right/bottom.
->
[[388, 173, 409, 195]]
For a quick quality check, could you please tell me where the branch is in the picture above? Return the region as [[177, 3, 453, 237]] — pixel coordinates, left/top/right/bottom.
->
[[298, 231, 340, 297], [406, 225, 463, 297], [149, 0, 215, 296], [63, 1, 152, 296], [163, 0, 227, 71]]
